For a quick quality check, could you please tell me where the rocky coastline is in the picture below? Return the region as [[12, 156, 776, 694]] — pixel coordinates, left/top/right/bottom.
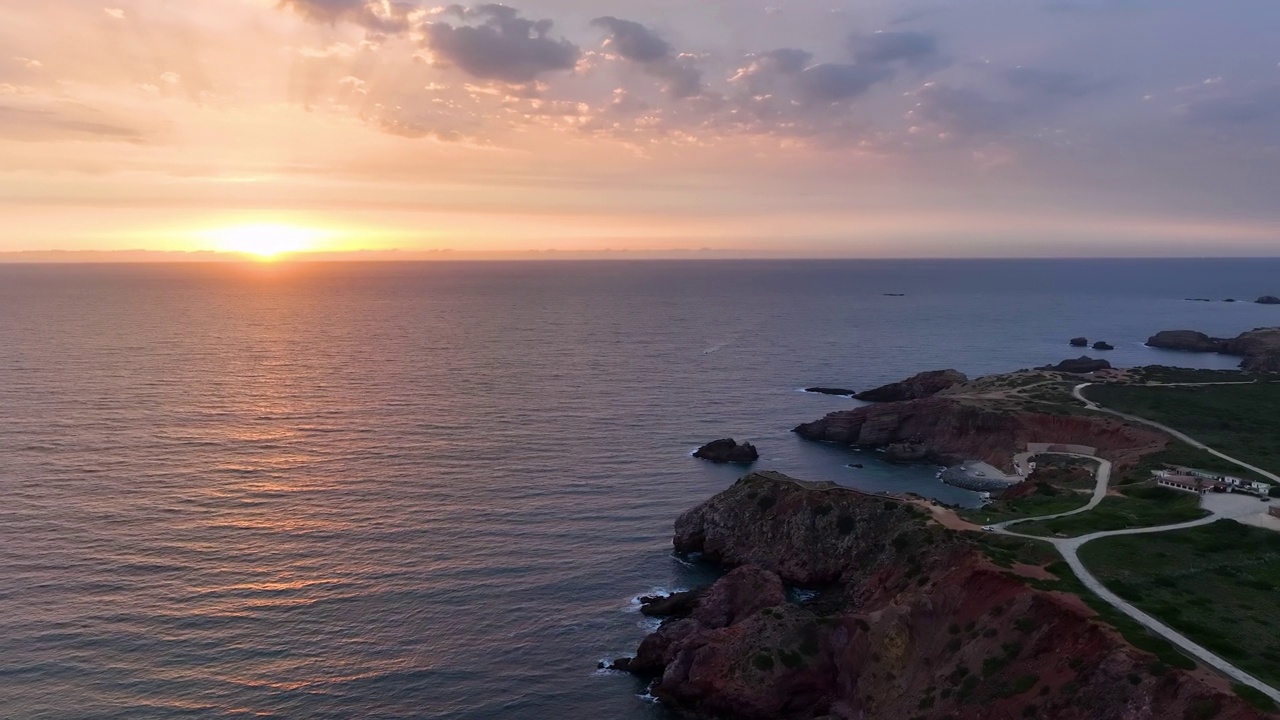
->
[[610, 472, 1266, 719], [1147, 327, 1280, 371]]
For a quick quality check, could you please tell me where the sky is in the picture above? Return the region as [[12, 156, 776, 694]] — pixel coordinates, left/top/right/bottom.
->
[[1, 0, 1279, 258]]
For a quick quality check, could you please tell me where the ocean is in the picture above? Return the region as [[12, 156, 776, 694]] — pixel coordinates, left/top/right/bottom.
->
[[1, 258, 1276, 719]]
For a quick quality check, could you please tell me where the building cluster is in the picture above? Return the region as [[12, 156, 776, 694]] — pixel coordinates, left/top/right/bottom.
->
[[1154, 467, 1273, 497]]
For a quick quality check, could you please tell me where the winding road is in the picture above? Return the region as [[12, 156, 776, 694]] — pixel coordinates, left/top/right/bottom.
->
[[985, 384, 1280, 704]]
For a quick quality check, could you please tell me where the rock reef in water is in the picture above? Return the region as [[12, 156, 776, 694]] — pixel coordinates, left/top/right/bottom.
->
[[1069, 337, 1089, 347], [1039, 356, 1112, 374], [611, 472, 1267, 720], [1257, 296, 1280, 305], [1147, 327, 1280, 371], [854, 369, 967, 403], [793, 396, 1164, 471], [694, 439, 760, 464], [1092, 341, 1114, 351], [804, 387, 857, 397]]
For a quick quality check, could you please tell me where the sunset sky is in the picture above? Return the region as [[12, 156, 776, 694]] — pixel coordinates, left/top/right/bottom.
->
[[2, 0, 1278, 258]]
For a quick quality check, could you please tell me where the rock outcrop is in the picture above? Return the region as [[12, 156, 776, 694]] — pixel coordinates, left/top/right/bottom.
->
[[804, 387, 857, 397], [613, 472, 1266, 720], [1146, 330, 1228, 353], [793, 397, 1165, 471], [1092, 341, 1114, 351], [695, 439, 760, 464], [854, 369, 967, 403], [1257, 296, 1280, 305], [1040, 356, 1112, 374], [1147, 327, 1280, 371], [1069, 337, 1089, 347]]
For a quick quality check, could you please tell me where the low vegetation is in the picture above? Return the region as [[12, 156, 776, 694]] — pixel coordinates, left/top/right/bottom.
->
[[961, 457, 1098, 526], [1085, 383, 1280, 484], [1125, 366, 1278, 385], [1079, 521, 1280, 690], [1014, 485, 1206, 537]]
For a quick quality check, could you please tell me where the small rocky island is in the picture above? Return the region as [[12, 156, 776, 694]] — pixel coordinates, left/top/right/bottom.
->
[[804, 387, 857, 397], [609, 472, 1264, 719], [694, 439, 759, 464]]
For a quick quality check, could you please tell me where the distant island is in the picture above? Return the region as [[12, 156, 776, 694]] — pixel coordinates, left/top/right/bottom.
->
[[609, 328, 1280, 719]]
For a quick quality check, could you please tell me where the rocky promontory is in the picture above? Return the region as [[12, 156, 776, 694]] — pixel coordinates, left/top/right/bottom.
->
[[611, 472, 1266, 720], [793, 395, 1163, 470], [1147, 327, 1280, 371], [854, 369, 967, 403], [694, 439, 760, 464]]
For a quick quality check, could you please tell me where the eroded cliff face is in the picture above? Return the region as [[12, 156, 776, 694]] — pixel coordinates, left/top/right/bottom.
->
[[792, 397, 1166, 471], [619, 473, 1266, 720]]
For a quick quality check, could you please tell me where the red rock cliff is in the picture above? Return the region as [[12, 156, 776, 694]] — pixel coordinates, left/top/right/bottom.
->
[[615, 473, 1267, 720]]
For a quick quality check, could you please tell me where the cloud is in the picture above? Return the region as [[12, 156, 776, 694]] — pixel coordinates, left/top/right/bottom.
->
[[421, 5, 579, 83], [796, 63, 894, 103], [849, 31, 940, 69], [1004, 67, 1105, 99], [591, 16, 703, 99], [910, 67, 1106, 138], [591, 16, 670, 64], [0, 103, 146, 143], [103, 8, 125, 20], [1183, 87, 1280, 126], [279, 0, 413, 32]]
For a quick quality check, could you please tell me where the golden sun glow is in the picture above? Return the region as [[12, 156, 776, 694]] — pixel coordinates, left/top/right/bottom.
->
[[201, 223, 331, 258]]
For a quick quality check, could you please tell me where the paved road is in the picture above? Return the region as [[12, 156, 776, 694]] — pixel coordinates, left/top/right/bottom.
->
[[990, 401, 1280, 703], [1073, 383, 1280, 484]]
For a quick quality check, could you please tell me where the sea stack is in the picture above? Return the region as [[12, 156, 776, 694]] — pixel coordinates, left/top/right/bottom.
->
[[694, 439, 760, 464]]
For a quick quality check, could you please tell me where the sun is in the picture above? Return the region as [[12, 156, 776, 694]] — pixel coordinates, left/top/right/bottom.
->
[[203, 223, 327, 259]]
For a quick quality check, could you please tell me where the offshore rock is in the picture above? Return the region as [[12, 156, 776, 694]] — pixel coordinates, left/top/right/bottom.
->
[[804, 387, 857, 397], [1257, 296, 1280, 305], [1040, 356, 1112, 374], [1092, 341, 1114, 351], [695, 439, 759, 464], [617, 472, 1268, 720], [1069, 337, 1089, 347], [854, 369, 967, 403]]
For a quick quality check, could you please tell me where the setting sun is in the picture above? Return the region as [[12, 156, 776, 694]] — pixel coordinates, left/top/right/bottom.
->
[[202, 223, 330, 258]]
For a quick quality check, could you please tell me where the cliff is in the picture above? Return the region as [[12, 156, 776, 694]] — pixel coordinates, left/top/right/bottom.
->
[[616, 472, 1267, 720], [792, 397, 1166, 471], [855, 369, 968, 403]]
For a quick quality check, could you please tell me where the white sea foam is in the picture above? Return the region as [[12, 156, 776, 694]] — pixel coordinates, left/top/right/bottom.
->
[[626, 587, 687, 613]]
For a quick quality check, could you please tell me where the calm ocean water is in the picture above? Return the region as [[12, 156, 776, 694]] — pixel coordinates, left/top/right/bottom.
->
[[2, 259, 1277, 719]]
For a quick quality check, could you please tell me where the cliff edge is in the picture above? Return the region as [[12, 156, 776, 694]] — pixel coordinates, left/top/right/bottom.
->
[[614, 472, 1268, 720]]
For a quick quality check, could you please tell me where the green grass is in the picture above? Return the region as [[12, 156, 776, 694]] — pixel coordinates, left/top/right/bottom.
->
[[1085, 383, 1280, 484], [1079, 521, 1280, 690], [1014, 485, 1207, 537], [1024, 558, 1197, 672], [1126, 366, 1276, 384], [962, 491, 1091, 526]]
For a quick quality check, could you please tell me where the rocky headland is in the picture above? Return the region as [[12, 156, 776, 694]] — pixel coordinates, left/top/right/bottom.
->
[[854, 369, 968, 403], [611, 472, 1265, 720], [695, 439, 760, 464], [1147, 327, 1280, 371], [793, 393, 1162, 470]]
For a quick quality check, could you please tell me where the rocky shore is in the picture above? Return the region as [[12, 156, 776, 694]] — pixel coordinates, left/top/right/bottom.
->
[[611, 472, 1266, 719]]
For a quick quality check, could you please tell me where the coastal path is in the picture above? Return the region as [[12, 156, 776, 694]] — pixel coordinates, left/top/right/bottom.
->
[[988, 400, 1280, 703], [1072, 382, 1280, 485]]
